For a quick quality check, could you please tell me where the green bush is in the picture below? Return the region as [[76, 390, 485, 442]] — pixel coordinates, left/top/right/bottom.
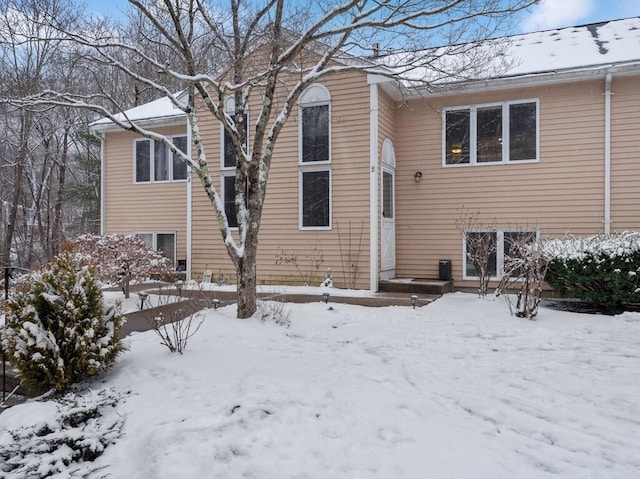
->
[[1, 252, 125, 393], [544, 232, 640, 314]]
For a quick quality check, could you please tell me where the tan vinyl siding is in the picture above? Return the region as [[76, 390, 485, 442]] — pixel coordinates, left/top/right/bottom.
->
[[103, 125, 188, 264], [394, 80, 608, 286], [190, 71, 372, 289], [611, 75, 640, 231]]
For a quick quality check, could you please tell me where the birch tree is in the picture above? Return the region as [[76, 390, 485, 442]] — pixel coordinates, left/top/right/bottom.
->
[[6, 0, 536, 317]]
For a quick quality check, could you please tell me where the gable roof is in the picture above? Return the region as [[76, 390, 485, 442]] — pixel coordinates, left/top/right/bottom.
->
[[90, 94, 186, 133], [378, 17, 640, 98]]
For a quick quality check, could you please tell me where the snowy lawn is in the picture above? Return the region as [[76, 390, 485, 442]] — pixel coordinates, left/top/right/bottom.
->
[[2, 292, 640, 478]]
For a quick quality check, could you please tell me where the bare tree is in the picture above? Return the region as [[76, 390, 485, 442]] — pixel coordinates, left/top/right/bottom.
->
[[6, 0, 536, 317]]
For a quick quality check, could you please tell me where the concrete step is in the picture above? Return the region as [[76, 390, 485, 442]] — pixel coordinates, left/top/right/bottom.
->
[[379, 279, 454, 295]]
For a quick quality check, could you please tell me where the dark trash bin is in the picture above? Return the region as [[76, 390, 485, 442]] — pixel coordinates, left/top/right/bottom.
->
[[439, 260, 452, 281]]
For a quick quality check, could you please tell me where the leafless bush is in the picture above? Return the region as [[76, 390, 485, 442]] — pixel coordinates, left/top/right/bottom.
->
[[495, 232, 550, 320], [275, 247, 324, 286], [337, 220, 365, 289], [456, 209, 496, 298], [257, 300, 292, 328], [142, 286, 208, 353]]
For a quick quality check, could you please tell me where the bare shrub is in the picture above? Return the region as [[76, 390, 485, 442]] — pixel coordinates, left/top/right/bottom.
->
[[142, 286, 209, 354], [257, 300, 292, 328], [456, 209, 496, 298], [495, 232, 550, 319], [275, 247, 324, 286], [337, 220, 365, 289]]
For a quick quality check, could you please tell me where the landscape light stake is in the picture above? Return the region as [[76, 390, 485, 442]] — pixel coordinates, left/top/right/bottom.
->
[[410, 295, 418, 309], [212, 299, 220, 309], [138, 291, 149, 310]]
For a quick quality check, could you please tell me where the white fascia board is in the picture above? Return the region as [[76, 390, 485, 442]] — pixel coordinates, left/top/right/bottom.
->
[[89, 114, 187, 134]]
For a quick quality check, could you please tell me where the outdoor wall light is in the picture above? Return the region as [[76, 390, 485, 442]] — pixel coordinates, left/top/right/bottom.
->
[[410, 294, 418, 309], [414, 171, 423, 182], [322, 292, 330, 304]]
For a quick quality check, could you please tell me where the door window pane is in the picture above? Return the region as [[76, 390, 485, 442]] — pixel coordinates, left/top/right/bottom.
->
[[302, 170, 330, 227], [445, 110, 470, 164], [382, 171, 393, 219]]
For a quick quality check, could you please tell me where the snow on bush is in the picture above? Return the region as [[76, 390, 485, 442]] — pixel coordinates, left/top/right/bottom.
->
[[69, 233, 176, 297], [0, 388, 124, 478], [1, 252, 125, 393], [543, 232, 640, 314]]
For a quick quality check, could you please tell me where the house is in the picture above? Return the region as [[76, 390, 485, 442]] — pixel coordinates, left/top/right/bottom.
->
[[91, 17, 640, 292]]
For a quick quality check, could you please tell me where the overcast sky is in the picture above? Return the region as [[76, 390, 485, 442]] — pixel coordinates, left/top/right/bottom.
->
[[85, 0, 640, 36]]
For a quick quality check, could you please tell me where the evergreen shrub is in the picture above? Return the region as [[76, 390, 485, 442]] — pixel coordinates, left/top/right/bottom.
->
[[544, 232, 640, 314], [1, 252, 124, 393]]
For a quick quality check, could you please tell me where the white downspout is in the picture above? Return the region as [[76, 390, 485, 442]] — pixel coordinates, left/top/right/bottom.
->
[[369, 83, 379, 292], [99, 132, 105, 235], [604, 73, 612, 236], [186, 120, 193, 281]]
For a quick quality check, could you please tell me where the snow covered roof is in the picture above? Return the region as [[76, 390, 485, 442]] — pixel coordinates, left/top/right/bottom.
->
[[380, 17, 640, 97], [90, 94, 186, 132]]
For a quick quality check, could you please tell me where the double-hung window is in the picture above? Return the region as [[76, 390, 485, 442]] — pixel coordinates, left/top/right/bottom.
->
[[135, 232, 176, 265], [463, 229, 537, 279], [299, 84, 331, 229], [444, 100, 538, 166], [134, 135, 188, 182], [221, 104, 249, 229]]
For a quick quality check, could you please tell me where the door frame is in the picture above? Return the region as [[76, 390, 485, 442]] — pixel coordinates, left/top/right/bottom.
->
[[380, 139, 396, 280]]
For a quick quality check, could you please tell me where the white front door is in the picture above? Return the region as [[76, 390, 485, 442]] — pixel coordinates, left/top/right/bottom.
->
[[381, 140, 396, 280]]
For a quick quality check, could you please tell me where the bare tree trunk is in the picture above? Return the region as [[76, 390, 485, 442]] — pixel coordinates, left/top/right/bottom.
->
[[236, 250, 257, 319], [51, 128, 69, 257], [1, 114, 29, 267]]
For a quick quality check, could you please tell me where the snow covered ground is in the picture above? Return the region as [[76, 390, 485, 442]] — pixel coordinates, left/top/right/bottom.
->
[[2, 292, 640, 478]]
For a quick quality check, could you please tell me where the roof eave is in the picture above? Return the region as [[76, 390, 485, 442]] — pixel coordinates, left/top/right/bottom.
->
[[401, 61, 640, 99], [90, 113, 187, 134]]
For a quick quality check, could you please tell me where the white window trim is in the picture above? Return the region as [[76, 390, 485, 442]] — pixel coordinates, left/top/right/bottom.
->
[[133, 135, 188, 183], [442, 98, 540, 167], [462, 229, 539, 280], [220, 105, 249, 171], [134, 231, 176, 266], [298, 84, 332, 166], [298, 168, 332, 231]]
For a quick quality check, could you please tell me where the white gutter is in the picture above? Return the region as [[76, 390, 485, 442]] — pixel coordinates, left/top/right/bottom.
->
[[369, 83, 379, 292], [186, 120, 193, 281], [604, 72, 612, 236], [99, 133, 105, 235]]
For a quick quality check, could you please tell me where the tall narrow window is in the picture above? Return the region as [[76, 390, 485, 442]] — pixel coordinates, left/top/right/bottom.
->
[[223, 175, 238, 228], [172, 136, 188, 180], [301, 170, 330, 227], [445, 110, 470, 165], [154, 141, 169, 181], [302, 105, 329, 163], [382, 171, 393, 219], [476, 106, 502, 163], [135, 140, 151, 182], [299, 84, 331, 229], [509, 103, 537, 161]]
